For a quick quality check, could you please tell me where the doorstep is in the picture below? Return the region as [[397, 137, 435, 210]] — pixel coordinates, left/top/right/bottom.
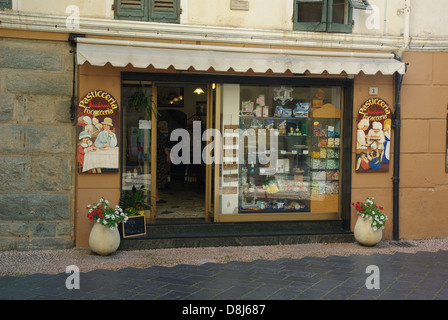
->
[[118, 219, 354, 250]]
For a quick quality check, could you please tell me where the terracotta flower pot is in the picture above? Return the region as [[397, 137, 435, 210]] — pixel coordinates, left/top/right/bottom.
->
[[354, 216, 383, 246], [89, 222, 120, 256]]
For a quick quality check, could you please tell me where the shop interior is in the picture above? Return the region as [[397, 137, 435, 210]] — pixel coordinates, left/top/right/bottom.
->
[[121, 82, 210, 220]]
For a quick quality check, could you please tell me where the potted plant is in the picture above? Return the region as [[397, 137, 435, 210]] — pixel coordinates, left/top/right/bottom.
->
[[119, 186, 149, 238], [86, 197, 128, 256], [352, 197, 388, 246], [128, 87, 159, 119]]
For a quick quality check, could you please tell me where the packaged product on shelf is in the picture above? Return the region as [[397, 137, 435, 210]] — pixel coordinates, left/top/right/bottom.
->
[[278, 120, 287, 135], [313, 122, 321, 136], [335, 138, 340, 147], [275, 105, 292, 117], [326, 170, 340, 181], [312, 171, 326, 181], [284, 158, 290, 172], [312, 98, 323, 108], [283, 108, 292, 118], [289, 127, 294, 136], [256, 94, 265, 106], [276, 159, 284, 173], [267, 181, 279, 194], [311, 181, 326, 194], [318, 138, 327, 148], [326, 159, 339, 170], [327, 137, 335, 147], [311, 150, 320, 158], [265, 119, 275, 133], [320, 148, 327, 158], [293, 102, 310, 118], [274, 105, 283, 117], [242, 101, 254, 115], [311, 158, 324, 169], [263, 106, 269, 117], [326, 148, 338, 158], [255, 105, 262, 117], [326, 181, 339, 194], [294, 174, 303, 183], [320, 128, 327, 137]]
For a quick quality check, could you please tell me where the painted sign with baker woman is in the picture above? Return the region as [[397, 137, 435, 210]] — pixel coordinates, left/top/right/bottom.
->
[[77, 90, 120, 173], [355, 98, 392, 173]]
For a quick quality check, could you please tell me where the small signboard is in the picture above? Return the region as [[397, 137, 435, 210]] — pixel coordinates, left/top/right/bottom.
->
[[119, 215, 147, 238], [355, 98, 392, 173]]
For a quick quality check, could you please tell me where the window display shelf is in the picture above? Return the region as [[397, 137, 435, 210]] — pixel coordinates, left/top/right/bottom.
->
[[234, 86, 342, 215]]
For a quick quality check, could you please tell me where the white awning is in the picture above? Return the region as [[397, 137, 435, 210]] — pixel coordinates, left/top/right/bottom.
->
[[76, 38, 406, 75]]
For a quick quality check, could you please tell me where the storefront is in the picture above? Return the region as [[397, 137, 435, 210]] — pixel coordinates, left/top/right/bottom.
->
[[74, 37, 406, 247]]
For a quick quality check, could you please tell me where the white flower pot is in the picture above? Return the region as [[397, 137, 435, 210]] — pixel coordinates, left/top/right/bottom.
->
[[354, 216, 383, 246], [89, 222, 120, 256]]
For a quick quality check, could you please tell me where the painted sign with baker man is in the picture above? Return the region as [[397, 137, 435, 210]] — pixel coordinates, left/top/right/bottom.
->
[[355, 98, 392, 173], [77, 90, 119, 173]]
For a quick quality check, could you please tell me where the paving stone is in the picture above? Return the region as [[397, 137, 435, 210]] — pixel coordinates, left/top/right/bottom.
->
[[295, 288, 328, 300], [1, 250, 446, 300], [214, 286, 256, 300]]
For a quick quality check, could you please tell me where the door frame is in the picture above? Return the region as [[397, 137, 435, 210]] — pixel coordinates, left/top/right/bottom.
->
[[147, 81, 215, 222]]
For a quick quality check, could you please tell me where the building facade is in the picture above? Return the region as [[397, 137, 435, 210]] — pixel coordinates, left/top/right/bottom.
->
[[0, 0, 447, 250]]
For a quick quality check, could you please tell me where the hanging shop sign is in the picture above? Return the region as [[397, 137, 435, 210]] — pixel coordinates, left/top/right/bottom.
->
[[355, 98, 392, 173], [77, 90, 120, 173]]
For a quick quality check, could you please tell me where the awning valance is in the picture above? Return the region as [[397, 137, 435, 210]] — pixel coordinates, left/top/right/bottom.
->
[[76, 38, 406, 75]]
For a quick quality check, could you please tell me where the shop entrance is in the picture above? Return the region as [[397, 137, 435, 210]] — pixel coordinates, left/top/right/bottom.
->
[[121, 81, 214, 222]]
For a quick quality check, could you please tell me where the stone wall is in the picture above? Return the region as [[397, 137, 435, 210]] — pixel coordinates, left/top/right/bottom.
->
[[0, 37, 75, 250]]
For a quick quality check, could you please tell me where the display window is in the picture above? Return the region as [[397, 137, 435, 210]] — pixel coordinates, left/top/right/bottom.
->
[[219, 84, 345, 217]]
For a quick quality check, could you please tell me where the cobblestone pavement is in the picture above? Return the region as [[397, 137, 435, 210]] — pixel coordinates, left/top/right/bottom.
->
[[1, 249, 447, 302]]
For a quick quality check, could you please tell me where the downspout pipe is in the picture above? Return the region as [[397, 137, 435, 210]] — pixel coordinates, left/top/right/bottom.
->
[[68, 33, 85, 122], [393, 0, 410, 241], [392, 67, 404, 241]]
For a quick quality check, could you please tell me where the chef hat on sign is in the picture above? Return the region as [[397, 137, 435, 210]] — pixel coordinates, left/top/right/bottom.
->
[[372, 122, 382, 130], [357, 119, 369, 129]]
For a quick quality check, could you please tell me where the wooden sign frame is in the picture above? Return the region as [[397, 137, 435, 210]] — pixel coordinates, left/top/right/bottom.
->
[[355, 98, 392, 173], [119, 215, 147, 238]]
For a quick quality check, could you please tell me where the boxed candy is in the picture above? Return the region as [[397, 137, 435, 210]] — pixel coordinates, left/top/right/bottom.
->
[[293, 102, 310, 118]]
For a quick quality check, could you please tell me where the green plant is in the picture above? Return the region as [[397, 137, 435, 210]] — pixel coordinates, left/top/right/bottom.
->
[[352, 197, 388, 231], [87, 197, 128, 229], [121, 186, 150, 216], [129, 90, 159, 119]]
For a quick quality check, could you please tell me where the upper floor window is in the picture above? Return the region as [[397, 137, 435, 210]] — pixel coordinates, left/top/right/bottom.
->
[[0, 0, 12, 10], [293, 0, 370, 33], [115, 0, 180, 23]]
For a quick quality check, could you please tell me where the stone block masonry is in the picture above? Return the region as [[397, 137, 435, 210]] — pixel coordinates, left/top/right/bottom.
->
[[0, 38, 75, 250]]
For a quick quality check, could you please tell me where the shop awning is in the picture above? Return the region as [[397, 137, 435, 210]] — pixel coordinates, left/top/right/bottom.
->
[[76, 38, 406, 75]]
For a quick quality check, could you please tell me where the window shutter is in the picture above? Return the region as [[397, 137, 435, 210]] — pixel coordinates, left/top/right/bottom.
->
[[149, 0, 180, 23], [293, 0, 328, 32], [0, 0, 12, 10], [327, 0, 353, 33], [348, 0, 371, 10], [115, 0, 148, 20]]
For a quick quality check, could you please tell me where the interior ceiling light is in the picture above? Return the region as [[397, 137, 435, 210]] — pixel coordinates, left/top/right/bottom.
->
[[194, 88, 205, 95]]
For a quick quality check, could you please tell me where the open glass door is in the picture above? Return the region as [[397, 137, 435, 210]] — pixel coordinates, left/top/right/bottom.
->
[[153, 82, 212, 221], [121, 81, 153, 221]]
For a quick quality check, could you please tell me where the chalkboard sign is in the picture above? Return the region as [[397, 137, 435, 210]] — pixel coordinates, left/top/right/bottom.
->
[[119, 215, 146, 238]]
